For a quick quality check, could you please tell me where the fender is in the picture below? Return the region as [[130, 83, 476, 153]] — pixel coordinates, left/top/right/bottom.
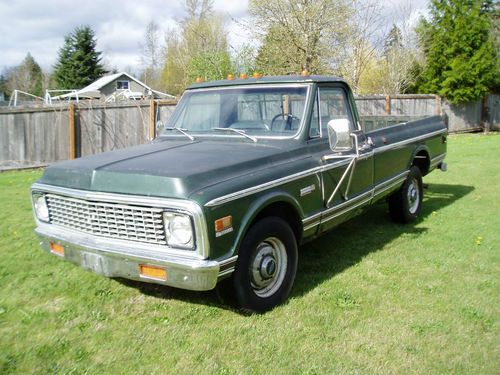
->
[[409, 144, 431, 175], [230, 189, 304, 257]]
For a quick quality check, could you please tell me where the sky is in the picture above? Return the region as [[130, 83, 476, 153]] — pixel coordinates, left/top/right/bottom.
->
[[0, 0, 429, 75]]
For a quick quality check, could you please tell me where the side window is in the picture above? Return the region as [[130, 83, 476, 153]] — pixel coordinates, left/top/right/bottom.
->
[[308, 91, 320, 138], [318, 87, 354, 135]]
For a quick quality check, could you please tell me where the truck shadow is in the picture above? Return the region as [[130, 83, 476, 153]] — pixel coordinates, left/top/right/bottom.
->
[[292, 183, 474, 299], [116, 183, 473, 313]]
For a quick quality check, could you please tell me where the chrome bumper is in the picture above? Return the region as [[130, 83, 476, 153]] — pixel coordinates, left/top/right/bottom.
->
[[35, 225, 220, 291]]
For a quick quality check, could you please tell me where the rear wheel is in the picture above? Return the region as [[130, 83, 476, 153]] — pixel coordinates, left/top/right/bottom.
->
[[388, 166, 423, 223], [231, 217, 298, 313]]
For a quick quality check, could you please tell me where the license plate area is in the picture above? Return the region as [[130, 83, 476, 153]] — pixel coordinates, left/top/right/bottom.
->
[[81, 251, 105, 274]]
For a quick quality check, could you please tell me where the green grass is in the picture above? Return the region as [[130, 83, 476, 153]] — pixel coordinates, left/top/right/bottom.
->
[[1, 134, 499, 374]]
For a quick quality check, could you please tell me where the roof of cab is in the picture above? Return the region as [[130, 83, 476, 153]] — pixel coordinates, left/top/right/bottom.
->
[[187, 75, 348, 90]]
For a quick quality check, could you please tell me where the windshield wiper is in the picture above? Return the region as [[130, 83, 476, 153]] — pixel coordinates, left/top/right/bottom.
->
[[212, 128, 257, 143], [164, 127, 195, 141]]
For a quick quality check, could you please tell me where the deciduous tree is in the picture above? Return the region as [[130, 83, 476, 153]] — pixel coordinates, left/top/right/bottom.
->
[[250, 0, 351, 75], [5, 53, 44, 97], [140, 21, 162, 88], [161, 0, 231, 95]]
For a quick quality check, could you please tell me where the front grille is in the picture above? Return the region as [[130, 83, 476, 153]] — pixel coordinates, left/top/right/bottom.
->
[[46, 194, 166, 245]]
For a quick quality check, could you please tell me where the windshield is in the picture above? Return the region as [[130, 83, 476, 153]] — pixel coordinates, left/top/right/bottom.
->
[[160, 85, 309, 138]]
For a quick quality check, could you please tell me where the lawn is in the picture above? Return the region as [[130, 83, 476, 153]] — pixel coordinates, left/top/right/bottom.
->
[[0, 134, 498, 374]]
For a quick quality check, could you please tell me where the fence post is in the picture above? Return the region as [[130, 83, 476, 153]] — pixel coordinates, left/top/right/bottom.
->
[[385, 95, 391, 115], [149, 98, 155, 140], [68, 103, 76, 160], [482, 96, 490, 133], [435, 95, 442, 116]]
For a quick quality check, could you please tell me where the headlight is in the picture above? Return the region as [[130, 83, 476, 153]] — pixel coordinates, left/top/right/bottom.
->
[[33, 193, 49, 222], [163, 212, 194, 249]]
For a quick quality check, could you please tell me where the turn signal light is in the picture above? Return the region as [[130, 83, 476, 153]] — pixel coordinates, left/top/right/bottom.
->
[[50, 242, 65, 257], [215, 216, 233, 237], [139, 264, 167, 281]]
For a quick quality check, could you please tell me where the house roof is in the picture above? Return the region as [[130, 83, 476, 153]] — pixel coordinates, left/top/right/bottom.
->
[[54, 72, 175, 100]]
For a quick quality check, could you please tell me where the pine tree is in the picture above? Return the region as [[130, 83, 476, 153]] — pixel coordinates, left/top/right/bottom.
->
[[383, 25, 403, 57], [53, 26, 107, 89], [418, 0, 496, 104]]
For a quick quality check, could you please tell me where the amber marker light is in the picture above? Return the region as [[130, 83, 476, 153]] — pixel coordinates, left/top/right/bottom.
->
[[215, 215, 233, 237], [227, 73, 235, 80], [139, 264, 167, 281], [239, 73, 248, 79], [50, 242, 65, 257], [195, 76, 204, 83], [301, 69, 310, 76], [253, 72, 263, 78]]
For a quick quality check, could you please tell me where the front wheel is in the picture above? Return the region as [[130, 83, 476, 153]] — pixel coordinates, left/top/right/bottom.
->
[[388, 166, 423, 223], [231, 217, 298, 313]]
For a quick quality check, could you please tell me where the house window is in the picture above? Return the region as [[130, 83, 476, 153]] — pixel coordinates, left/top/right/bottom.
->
[[117, 80, 130, 90]]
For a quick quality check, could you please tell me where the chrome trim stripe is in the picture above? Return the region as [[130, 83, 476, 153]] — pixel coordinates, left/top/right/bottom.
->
[[31, 183, 210, 260], [219, 255, 238, 268], [301, 170, 409, 230], [373, 176, 407, 198], [217, 255, 238, 277], [303, 221, 321, 232], [322, 189, 373, 217], [373, 170, 410, 195], [322, 196, 372, 224], [372, 129, 446, 154], [205, 158, 352, 207], [302, 189, 372, 231], [218, 268, 235, 277], [430, 153, 446, 168]]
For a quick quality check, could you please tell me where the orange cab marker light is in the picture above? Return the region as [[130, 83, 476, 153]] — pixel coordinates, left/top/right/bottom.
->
[[227, 73, 235, 80], [50, 242, 65, 257], [301, 69, 310, 76], [195, 76, 204, 83], [239, 73, 248, 79], [139, 264, 167, 281], [253, 72, 263, 78]]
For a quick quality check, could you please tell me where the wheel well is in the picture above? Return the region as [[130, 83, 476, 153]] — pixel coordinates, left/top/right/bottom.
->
[[252, 202, 303, 244], [412, 150, 430, 176]]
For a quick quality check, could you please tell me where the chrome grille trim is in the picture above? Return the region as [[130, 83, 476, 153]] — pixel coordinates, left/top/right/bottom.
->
[[46, 194, 168, 245], [31, 183, 210, 259]]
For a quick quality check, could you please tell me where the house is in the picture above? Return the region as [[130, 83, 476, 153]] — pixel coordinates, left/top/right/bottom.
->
[[51, 72, 174, 102]]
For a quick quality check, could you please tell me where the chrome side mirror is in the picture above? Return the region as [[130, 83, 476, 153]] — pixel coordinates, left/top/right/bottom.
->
[[327, 118, 353, 152]]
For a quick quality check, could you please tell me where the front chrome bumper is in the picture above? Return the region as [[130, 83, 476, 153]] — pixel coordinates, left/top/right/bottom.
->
[[36, 225, 220, 291]]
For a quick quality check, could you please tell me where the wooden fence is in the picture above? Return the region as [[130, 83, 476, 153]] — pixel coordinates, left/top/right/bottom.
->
[[0, 100, 176, 170], [0, 94, 498, 170]]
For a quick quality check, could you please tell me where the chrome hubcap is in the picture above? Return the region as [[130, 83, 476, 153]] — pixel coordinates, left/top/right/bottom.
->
[[250, 237, 287, 298], [407, 179, 420, 214]]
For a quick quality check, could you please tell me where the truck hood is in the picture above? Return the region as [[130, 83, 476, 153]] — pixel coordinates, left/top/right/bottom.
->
[[40, 138, 298, 199]]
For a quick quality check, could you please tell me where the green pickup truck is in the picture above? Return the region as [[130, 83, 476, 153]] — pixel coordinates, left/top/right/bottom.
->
[[31, 76, 447, 312]]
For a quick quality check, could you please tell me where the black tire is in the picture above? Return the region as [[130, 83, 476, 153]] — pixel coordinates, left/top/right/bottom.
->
[[388, 166, 423, 223], [231, 217, 298, 313]]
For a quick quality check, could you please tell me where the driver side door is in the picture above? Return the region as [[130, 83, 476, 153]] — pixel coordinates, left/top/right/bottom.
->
[[310, 86, 374, 232]]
